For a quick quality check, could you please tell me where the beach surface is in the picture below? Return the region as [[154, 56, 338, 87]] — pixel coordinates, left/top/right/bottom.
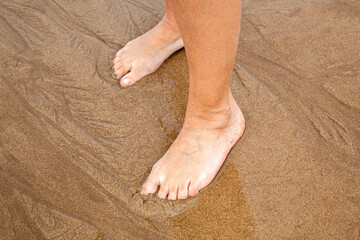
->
[[0, 0, 359, 239]]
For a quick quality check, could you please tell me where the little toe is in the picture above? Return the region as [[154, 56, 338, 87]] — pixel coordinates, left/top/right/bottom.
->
[[177, 181, 190, 199], [167, 185, 178, 201], [158, 185, 170, 199], [141, 179, 158, 195]]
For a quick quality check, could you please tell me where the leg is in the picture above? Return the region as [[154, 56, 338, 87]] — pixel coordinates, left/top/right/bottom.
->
[[113, 0, 183, 87], [141, 0, 245, 200]]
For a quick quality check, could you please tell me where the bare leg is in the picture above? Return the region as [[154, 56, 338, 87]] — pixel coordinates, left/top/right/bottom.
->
[[113, 0, 183, 87], [141, 0, 245, 200]]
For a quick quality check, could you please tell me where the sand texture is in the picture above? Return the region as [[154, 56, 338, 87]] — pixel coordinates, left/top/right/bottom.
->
[[0, 0, 359, 239]]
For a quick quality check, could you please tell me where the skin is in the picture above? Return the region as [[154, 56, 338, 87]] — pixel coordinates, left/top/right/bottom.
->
[[113, 0, 183, 87], [113, 0, 244, 200]]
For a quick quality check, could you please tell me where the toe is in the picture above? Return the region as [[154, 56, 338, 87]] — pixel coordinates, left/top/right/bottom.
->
[[116, 47, 127, 57], [177, 181, 190, 199], [188, 182, 199, 197], [167, 185, 178, 201], [114, 65, 130, 79], [114, 60, 124, 71], [120, 67, 146, 87], [141, 179, 159, 195], [113, 55, 124, 67], [158, 185, 170, 199]]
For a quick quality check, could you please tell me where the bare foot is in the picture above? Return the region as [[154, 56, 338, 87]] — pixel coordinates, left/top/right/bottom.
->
[[140, 94, 245, 200], [113, 16, 183, 87]]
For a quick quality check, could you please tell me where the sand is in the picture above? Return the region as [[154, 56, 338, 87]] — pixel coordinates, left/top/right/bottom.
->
[[0, 0, 359, 239]]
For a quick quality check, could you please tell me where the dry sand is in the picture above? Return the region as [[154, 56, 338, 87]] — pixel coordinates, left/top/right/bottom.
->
[[0, 0, 359, 239]]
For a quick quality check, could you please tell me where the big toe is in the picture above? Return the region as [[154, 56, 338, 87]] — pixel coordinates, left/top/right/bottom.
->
[[188, 182, 200, 197], [120, 68, 146, 87]]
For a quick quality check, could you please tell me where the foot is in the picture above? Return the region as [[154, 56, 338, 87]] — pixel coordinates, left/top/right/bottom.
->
[[140, 94, 245, 200], [113, 15, 184, 87]]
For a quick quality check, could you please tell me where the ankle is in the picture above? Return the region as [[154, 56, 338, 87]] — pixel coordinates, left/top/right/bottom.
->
[[163, 13, 178, 27], [161, 15, 180, 36], [184, 103, 232, 130]]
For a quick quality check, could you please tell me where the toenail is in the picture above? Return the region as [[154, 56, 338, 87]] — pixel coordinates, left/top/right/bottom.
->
[[112, 72, 118, 79], [122, 78, 130, 85]]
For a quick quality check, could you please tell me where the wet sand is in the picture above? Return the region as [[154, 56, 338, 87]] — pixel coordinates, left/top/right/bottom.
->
[[0, 0, 359, 239]]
